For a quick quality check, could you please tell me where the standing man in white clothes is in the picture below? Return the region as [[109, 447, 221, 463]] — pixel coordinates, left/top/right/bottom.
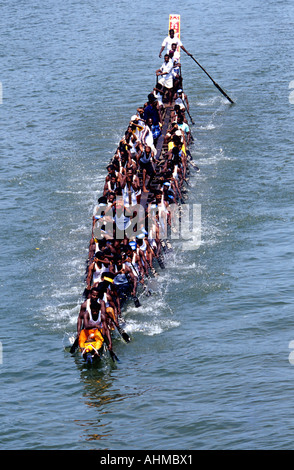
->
[[156, 54, 174, 105], [159, 29, 191, 58]]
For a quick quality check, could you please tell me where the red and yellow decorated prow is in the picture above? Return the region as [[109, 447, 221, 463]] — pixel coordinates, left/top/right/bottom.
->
[[169, 14, 181, 55], [169, 14, 180, 38]]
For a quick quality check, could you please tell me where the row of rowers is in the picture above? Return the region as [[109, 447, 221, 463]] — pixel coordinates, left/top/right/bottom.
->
[[89, 83, 193, 268], [102, 88, 192, 201], [74, 89, 193, 356], [88, 88, 192, 253], [74, 30, 194, 356]]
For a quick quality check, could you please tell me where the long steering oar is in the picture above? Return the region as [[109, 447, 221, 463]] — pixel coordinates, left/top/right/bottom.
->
[[189, 55, 234, 104]]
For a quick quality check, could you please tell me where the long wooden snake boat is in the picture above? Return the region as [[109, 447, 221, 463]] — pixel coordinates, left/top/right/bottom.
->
[[69, 15, 198, 365]]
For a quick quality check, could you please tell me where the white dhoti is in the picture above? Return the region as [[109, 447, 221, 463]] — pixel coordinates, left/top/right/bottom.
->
[[158, 75, 173, 89]]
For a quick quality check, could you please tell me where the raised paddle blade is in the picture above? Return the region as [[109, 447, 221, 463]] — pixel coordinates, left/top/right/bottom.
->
[[117, 325, 131, 343], [121, 331, 131, 343], [70, 337, 79, 354], [132, 295, 141, 308]]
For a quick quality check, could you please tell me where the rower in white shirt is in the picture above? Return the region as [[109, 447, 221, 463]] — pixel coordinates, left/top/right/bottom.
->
[[156, 55, 174, 106]]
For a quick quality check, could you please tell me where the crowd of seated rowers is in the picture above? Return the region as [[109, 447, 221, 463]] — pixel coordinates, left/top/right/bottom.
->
[[75, 87, 192, 354]]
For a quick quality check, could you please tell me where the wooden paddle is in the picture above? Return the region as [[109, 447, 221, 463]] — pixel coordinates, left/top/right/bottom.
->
[[116, 323, 131, 343], [182, 96, 195, 125], [109, 349, 120, 363], [189, 55, 234, 104], [70, 336, 79, 354]]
